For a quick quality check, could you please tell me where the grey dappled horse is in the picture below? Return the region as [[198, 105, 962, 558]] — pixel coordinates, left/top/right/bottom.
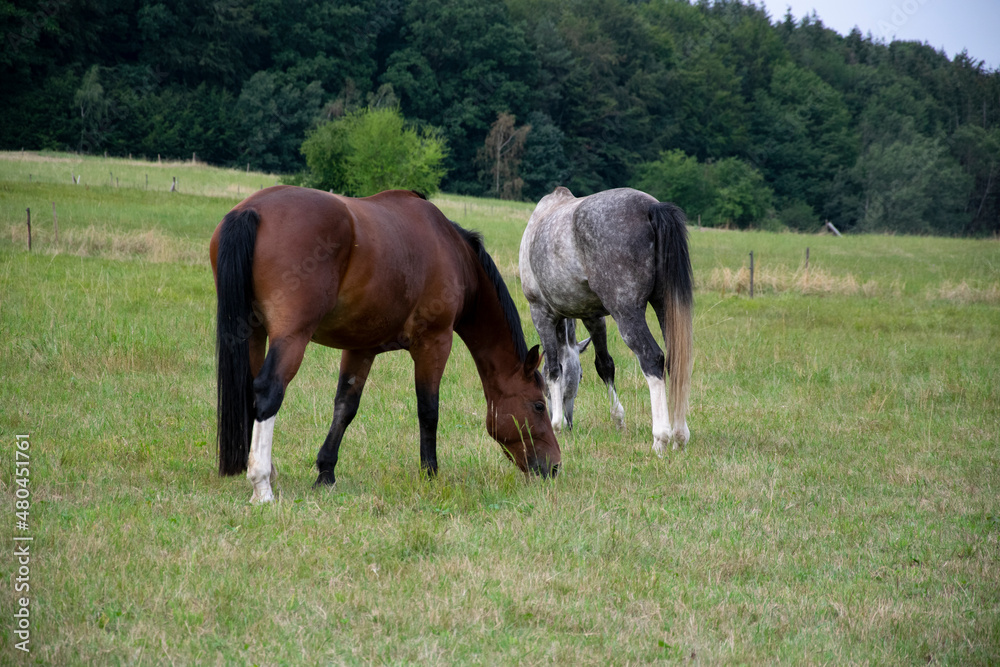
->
[[519, 187, 694, 453]]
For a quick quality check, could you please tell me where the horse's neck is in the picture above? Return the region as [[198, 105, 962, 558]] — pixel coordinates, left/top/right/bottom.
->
[[455, 278, 520, 399]]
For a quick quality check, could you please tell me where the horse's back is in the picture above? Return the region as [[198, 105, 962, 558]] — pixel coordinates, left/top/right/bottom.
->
[[229, 187, 354, 333], [523, 187, 658, 316], [328, 190, 473, 341], [573, 188, 658, 257], [223, 186, 471, 350]]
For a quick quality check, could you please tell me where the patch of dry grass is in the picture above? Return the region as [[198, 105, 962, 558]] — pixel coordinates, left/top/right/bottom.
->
[[926, 280, 1000, 304], [703, 265, 887, 297], [5, 223, 204, 264]]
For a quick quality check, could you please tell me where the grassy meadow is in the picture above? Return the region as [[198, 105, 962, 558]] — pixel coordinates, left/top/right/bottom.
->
[[1, 152, 998, 664]]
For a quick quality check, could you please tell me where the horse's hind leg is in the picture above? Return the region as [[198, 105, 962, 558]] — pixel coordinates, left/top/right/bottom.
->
[[315, 349, 375, 487], [247, 333, 310, 503], [650, 300, 690, 448], [610, 308, 671, 456], [582, 316, 625, 429], [247, 325, 277, 486]]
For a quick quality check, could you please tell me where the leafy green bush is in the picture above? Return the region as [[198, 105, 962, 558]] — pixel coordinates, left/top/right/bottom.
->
[[710, 157, 774, 228], [300, 107, 448, 197], [633, 149, 774, 228], [776, 199, 821, 232]]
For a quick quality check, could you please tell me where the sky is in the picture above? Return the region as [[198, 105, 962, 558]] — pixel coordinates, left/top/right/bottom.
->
[[755, 0, 1000, 71]]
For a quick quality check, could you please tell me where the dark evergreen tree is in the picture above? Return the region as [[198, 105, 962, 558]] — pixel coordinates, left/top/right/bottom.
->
[[520, 111, 570, 201], [381, 0, 536, 193]]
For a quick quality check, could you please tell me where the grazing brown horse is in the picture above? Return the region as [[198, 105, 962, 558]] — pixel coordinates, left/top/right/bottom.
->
[[210, 185, 560, 503]]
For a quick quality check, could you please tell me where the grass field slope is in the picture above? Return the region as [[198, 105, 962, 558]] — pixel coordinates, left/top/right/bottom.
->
[[1, 153, 998, 664]]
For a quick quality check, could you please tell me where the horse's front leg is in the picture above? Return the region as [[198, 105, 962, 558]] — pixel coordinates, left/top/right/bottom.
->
[[410, 333, 453, 477], [315, 349, 376, 487], [582, 316, 625, 429], [529, 306, 570, 431]]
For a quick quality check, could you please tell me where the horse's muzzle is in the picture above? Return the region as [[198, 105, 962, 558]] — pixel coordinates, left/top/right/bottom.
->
[[530, 459, 559, 479]]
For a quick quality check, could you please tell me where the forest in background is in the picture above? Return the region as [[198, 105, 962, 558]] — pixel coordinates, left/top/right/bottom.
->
[[2, 0, 998, 235]]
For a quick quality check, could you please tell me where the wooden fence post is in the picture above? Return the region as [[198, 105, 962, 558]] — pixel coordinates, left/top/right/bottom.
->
[[749, 251, 754, 298], [26, 208, 31, 251]]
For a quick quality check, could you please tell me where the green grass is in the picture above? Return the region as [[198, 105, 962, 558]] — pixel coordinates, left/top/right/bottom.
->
[[0, 150, 281, 198], [1, 155, 998, 664]]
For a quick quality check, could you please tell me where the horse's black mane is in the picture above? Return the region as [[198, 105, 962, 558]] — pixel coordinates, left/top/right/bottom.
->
[[451, 221, 529, 363]]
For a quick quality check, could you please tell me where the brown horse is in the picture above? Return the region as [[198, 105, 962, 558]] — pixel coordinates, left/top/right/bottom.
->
[[210, 185, 560, 502]]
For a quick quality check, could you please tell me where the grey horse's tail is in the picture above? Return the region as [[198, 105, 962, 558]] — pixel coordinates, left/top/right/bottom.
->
[[649, 202, 693, 435]]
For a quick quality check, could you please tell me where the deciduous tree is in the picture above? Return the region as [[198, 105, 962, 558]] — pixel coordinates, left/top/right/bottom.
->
[[476, 112, 530, 199]]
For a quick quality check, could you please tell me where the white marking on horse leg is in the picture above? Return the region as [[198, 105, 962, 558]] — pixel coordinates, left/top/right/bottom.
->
[[247, 416, 276, 504], [549, 380, 566, 432], [645, 375, 671, 457], [608, 383, 626, 429]]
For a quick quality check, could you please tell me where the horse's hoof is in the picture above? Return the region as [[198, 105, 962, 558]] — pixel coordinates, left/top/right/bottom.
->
[[671, 426, 690, 450], [313, 471, 336, 488], [611, 407, 626, 431], [652, 438, 668, 457], [250, 488, 274, 504]]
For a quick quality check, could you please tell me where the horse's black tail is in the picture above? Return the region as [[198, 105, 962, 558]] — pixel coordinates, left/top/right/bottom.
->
[[215, 208, 259, 476], [650, 201, 694, 437]]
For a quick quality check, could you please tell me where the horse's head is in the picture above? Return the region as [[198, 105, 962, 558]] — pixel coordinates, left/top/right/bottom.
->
[[548, 335, 591, 432], [486, 345, 561, 478]]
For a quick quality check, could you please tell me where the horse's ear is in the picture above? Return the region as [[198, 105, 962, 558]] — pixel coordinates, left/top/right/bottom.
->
[[577, 337, 592, 354], [524, 345, 544, 376]]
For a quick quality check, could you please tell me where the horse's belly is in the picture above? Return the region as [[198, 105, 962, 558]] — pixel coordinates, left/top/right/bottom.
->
[[538, 278, 607, 319], [310, 317, 407, 350], [311, 284, 460, 352], [310, 298, 415, 350]]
